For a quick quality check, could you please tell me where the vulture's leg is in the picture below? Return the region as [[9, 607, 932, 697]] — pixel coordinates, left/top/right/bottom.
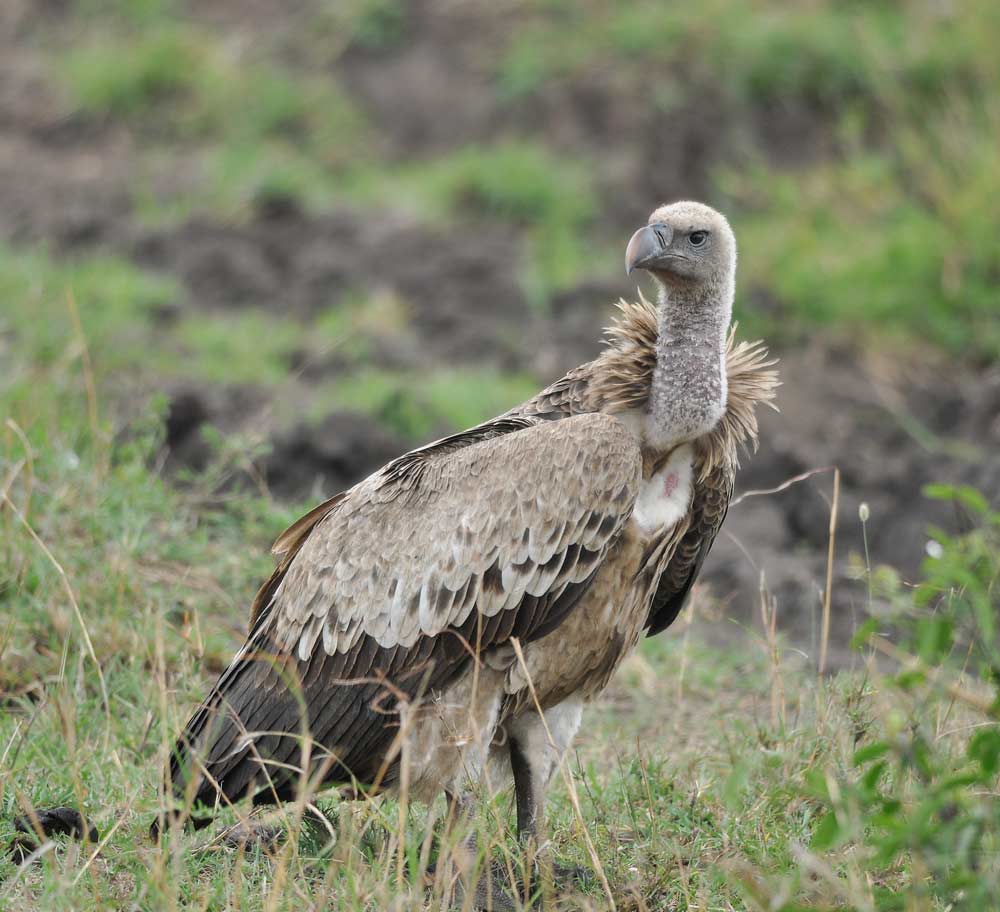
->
[[509, 736, 542, 843], [439, 792, 515, 911], [507, 700, 590, 890]]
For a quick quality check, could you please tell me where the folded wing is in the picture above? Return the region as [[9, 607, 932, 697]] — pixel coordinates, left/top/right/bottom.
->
[[171, 413, 641, 807]]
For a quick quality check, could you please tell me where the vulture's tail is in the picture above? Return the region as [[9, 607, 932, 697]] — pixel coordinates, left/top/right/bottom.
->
[[155, 626, 306, 836], [152, 620, 419, 839]]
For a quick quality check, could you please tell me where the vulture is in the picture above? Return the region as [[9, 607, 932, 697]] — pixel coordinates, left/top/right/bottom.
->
[[163, 201, 778, 905]]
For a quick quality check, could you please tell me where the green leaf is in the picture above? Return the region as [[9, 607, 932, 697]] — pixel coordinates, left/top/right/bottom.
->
[[853, 742, 891, 766], [955, 485, 989, 515], [969, 728, 1000, 775], [850, 616, 881, 650], [923, 482, 960, 502], [921, 483, 988, 514], [916, 615, 953, 663], [810, 810, 843, 850], [803, 767, 831, 799], [895, 668, 926, 690], [934, 772, 980, 792], [972, 592, 996, 645], [860, 759, 889, 794]]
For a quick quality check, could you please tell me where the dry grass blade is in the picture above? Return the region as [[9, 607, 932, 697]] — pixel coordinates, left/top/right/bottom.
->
[[730, 465, 836, 507], [819, 469, 840, 676]]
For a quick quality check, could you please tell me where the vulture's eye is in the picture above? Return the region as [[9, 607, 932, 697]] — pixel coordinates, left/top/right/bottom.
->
[[689, 230, 709, 247]]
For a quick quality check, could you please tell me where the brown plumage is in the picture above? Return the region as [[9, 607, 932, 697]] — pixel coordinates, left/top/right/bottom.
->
[[164, 202, 778, 902]]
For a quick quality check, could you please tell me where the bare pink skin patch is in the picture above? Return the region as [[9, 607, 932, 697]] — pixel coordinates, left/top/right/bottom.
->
[[631, 444, 693, 533]]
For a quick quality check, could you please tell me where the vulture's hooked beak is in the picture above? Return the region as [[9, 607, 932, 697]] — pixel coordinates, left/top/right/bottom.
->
[[625, 222, 673, 275]]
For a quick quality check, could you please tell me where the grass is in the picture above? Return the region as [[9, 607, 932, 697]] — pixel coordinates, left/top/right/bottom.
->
[[0, 248, 176, 373], [0, 242, 538, 426], [411, 143, 600, 304], [4, 369, 991, 911], [320, 142, 602, 307], [63, 28, 365, 147], [0, 344, 890, 910], [498, 0, 987, 107], [168, 311, 306, 386], [316, 368, 541, 439], [725, 142, 1000, 360], [61, 25, 367, 220]]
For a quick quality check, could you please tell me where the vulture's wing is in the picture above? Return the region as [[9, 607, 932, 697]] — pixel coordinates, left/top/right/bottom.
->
[[172, 413, 640, 807], [644, 460, 733, 636]]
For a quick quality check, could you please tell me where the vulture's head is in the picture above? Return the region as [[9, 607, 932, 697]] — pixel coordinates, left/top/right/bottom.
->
[[625, 201, 736, 289]]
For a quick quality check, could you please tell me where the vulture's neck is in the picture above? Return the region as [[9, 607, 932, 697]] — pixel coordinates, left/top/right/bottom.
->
[[646, 277, 732, 451]]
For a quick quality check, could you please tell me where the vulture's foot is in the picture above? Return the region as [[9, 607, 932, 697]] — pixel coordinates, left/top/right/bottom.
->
[[550, 860, 594, 887], [427, 858, 517, 911], [216, 819, 284, 853], [453, 864, 518, 912], [8, 807, 99, 864], [517, 858, 594, 904]]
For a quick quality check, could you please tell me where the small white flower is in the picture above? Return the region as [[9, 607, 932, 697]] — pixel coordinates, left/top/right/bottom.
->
[[858, 502, 870, 523], [925, 540, 944, 559]]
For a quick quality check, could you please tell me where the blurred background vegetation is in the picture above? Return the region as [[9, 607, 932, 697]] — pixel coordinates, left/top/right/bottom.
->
[[1, 1, 998, 909]]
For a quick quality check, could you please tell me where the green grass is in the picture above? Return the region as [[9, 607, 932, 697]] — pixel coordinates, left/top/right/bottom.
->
[[499, 0, 990, 107], [345, 0, 406, 50], [414, 143, 599, 302], [4, 392, 989, 912], [73, 0, 178, 27], [315, 368, 541, 439], [2, 245, 993, 910], [497, 0, 1000, 354], [63, 30, 206, 117], [61, 25, 367, 219], [0, 365, 883, 911], [0, 233, 867, 912], [725, 104, 1000, 359], [50, 0, 1000, 351], [63, 28, 364, 146], [167, 311, 306, 386], [0, 247, 177, 378]]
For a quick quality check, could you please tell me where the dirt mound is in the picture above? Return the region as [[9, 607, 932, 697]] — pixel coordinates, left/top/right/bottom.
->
[[265, 410, 406, 501], [0, 27, 132, 250], [132, 202, 536, 370], [711, 341, 1000, 662]]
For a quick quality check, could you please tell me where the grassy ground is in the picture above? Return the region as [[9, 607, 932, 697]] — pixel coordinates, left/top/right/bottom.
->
[[2, 1, 999, 909]]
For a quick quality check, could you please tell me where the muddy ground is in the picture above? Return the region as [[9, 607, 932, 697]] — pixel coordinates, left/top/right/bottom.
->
[[3, 1, 997, 666]]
